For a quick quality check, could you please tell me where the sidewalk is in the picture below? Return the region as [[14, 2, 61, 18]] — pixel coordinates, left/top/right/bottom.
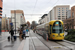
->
[[0, 32, 29, 50], [18, 30, 49, 50]]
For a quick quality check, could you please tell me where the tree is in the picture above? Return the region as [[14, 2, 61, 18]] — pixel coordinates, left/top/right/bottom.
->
[[31, 21, 37, 29], [27, 21, 30, 27]]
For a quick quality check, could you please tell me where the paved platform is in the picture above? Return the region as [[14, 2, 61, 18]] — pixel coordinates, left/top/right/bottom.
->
[[17, 30, 49, 50], [0, 32, 29, 50]]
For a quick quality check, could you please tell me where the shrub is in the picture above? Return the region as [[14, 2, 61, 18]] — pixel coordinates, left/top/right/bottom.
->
[[65, 29, 75, 42]]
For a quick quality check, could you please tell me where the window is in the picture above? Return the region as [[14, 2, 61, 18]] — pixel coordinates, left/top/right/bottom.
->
[[62, 18, 65, 20], [0, 11, 2, 13], [59, 10, 60, 11], [62, 14, 64, 15], [66, 8, 68, 9], [66, 10, 68, 11], [72, 12, 74, 17], [62, 8, 64, 9], [62, 10, 64, 11], [62, 16, 64, 17], [58, 14, 60, 15], [62, 12, 64, 13], [59, 12, 60, 13], [50, 25, 52, 34], [0, 14, 2, 16], [58, 18, 60, 19], [58, 16, 61, 17], [52, 21, 63, 33], [59, 8, 60, 9]]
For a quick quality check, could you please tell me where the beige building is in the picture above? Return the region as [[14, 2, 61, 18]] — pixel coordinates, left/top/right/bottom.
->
[[2, 17, 8, 30], [48, 5, 70, 22], [64, 6, 75, 29], [7, 18, 11, 30], [11, 10, 26, 30]]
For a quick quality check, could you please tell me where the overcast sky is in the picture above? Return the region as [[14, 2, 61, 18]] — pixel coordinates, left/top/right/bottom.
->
[[2, 0, 75, 23]]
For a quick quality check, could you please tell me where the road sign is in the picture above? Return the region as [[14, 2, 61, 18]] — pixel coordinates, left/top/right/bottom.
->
[[10, 23, 13, 26]]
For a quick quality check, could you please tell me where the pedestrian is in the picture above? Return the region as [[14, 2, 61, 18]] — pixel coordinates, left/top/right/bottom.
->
[[19, 29, 23, 40], [9, 29, 14, 41], [26, 29, 29, 34], [22, 29, 26, 39]]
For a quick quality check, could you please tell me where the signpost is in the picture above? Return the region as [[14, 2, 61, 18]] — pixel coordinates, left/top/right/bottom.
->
[[10, 23, 13, 29], [10, 23, 13, 26]]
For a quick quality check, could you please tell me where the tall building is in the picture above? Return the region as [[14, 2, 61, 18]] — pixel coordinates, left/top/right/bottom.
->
[[0, 0, 2, 18], [66, 10, 71, 19], [11, 10, 26, 30], [64, 6, 75, 29], [48, 5, 70, 22], [2, 17, 8, 30], [0, 0, 2, 34]]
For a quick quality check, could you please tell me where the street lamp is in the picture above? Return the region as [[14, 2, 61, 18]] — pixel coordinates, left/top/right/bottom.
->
[[14, 10, 16, 34], [0, 17, 2, 35]]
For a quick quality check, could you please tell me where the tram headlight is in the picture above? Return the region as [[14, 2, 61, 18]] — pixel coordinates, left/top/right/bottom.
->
[[53, 35, 55, 37]]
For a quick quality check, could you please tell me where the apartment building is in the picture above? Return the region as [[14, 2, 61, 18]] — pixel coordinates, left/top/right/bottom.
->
[[48, 5, 70, 22], [64, 6, 75, 29], [11, 10, 26, 30], [2, 17, 8, 30]]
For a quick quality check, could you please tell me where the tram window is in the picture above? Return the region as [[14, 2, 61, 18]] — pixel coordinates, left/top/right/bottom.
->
[[52, 21, 63, 33], [50, 25, 52, 34]]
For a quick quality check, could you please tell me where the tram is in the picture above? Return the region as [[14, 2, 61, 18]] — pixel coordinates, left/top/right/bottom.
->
[[36, 20, 64, 40]]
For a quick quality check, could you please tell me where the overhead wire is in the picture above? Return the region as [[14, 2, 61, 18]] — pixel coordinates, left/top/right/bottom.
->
[[44, 0, 59, 14], [31, 0, 38, 16]]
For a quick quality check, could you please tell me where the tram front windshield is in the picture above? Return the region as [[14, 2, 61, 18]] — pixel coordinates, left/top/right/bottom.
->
[[52, 21, 63, 33]]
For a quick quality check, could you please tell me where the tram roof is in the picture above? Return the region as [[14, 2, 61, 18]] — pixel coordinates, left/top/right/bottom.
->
[[37, 20, 63, 27], [49, 20, 63, 25]]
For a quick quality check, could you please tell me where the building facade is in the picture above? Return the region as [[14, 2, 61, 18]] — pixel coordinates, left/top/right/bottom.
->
[[48, 5, 70, 22], [64, 6, 75, 29], [11, 10, 26, 30], [0, 0, 2, 33], [2, 17, 8, 30], [0, 0, 2, 18], [67, 10, 71, 18], [39, 14, 48, 24]]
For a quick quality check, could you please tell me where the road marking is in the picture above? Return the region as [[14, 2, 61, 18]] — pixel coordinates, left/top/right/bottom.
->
[[0, 39, 7, 43]]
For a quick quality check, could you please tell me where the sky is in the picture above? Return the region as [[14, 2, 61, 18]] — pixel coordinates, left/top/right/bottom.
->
[[2, 0, 75, 23]]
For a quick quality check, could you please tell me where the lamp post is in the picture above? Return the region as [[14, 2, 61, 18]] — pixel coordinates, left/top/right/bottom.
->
[[14, 10, 16, 34], [0, 17, 2, 35]]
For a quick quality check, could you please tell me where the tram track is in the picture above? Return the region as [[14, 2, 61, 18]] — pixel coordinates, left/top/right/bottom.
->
[[63, 40, 75, 45], [55, 41, 73, 50], [34, 32, 74, 50], [30, 31, 50, 50], [53, 40, 75, 50], [30, 33, 36, 50], [34, 33, 51, 50]]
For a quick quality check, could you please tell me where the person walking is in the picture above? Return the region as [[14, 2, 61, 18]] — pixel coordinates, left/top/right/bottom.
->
[[19, 29, 23, 40], [9, 29, 14, 41], [22, 29, 26, 39], [26, 29, 28, 34]]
